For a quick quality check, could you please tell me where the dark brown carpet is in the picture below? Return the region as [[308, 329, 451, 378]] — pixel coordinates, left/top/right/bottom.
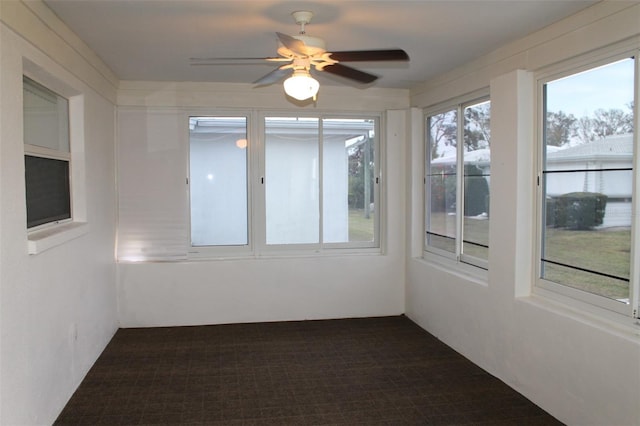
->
[[54, 315, 562, 425]]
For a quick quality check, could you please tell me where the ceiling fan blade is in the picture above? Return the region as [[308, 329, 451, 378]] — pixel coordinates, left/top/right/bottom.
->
[[328, 49, 409, 62], [190, 57, 287, 66], [190, 57, 272, 62], [321, 63, 378, 84], [276, 32, 310, 56], [253, 66, 291, 85]]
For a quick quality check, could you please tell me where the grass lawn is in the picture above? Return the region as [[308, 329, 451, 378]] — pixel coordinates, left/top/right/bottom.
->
[[428, 212, 490, 260], [349, 209, 374, 241], [429, 212, 631, 300], [543, 227, 630, 300]]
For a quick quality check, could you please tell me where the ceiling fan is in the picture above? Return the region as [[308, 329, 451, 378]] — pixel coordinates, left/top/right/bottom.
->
[[190, 11, 409, 101]]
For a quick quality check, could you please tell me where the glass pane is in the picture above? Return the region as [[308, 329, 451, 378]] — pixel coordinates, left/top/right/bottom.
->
[[190, 117, 248, 246], [426, 110, 457, 253], [542, 58, 634, 303], [542, 170, 632, 301], [24, 155, 71, 228], [323, 118, 376, 243], [463, 101, 491, 261], [542, 261, 630, 302], [23, 77, 69, 152], [265, 117, 319, 245]]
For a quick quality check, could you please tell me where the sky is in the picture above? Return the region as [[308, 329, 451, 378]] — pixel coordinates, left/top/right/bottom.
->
[[546, 57, 634, 118]]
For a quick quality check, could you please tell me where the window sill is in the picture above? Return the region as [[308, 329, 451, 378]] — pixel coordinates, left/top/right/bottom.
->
[[116, 247, 384, 263], [522, 291, 640, 341], [184, 247, 383, 262], [417, 253, 489, 286], [28, 221, 88, 255]]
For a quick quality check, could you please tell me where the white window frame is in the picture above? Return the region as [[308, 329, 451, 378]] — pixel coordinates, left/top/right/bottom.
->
[[187, 112, 255, 259], [258, 112, 381, 254], [424, 93, 490, 272], [534, 48, 640, 321], [22, 61, 87, 255], [187, 110, 383, 258], [23, 76, 72, 229]]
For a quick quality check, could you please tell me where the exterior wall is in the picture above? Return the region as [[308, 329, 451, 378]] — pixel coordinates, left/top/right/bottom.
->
[[189, 129, 354, 245], [190, 132, 249, 246], [0, 1, 118, 424], [407, 3, 640, 426]]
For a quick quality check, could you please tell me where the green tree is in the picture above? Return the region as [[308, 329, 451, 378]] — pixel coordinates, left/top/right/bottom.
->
[[428, 111, 456, 159], [464, 165, 489, 216], [463, 103, 491, 151], [574, 115, 595, 144], [348, 137, 374, 210], [546, 110, 576, 146], [592, 108, 633, 138]]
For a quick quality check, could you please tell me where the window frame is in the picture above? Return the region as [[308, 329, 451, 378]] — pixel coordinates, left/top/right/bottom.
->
[[423, 93, 491, 271], [23, 76, 73, 231], [187, 110, 383, 258], [22, 63, 88, 255], [258, 112, 382, 254], [534, 49, 640, 320], [187, 112, 255, 258]]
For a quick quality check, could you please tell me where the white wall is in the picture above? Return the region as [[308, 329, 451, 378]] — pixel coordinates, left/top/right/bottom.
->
[[0, 1, 118, 424], [116, 84, 408, 326], [406, 3, 640, 425], [5, 1, 639, 424]]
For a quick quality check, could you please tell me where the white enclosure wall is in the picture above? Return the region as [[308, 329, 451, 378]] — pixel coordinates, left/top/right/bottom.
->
[[116, 108, 189, 261], [116, 84, 408, 327], [407, 3, 640, 426], [0, 1, 118, 424]]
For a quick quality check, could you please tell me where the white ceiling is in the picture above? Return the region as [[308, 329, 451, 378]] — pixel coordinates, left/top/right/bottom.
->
[[43, 0, 599, 89]]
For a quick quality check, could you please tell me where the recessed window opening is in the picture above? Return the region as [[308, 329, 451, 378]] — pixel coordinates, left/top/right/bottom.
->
[[264, 116, 379, 248], [187, 114, 380, 255], [425, 98, 491, 270], [23, 76, 71, 229], [538, 55, 638, 318]]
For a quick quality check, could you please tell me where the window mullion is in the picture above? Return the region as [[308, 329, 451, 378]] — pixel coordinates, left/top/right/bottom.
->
[[319, 118, 324, 247], [256, 111, 267, 253], [456, 104, 464, 260], [247, 110, 258, 253], [373, 120, 381, 248], [630, 53, 640, 318]]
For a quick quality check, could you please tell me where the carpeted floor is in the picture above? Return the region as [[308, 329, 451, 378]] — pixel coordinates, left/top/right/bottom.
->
[[54, 315, 562, 425]]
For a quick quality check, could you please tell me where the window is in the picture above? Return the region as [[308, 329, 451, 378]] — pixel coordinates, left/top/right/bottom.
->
[[538, 54, 639, 318], [189, 116, 249, 247], [264, 117, 378, 249], [23, 76, 71, 229], [425, 99, 491, 269], [188, 114, 380, 253], [264, 117, 320, 245]]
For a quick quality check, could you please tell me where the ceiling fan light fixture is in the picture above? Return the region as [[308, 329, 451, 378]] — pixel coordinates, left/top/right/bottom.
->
[[283, 70, 319, 101]]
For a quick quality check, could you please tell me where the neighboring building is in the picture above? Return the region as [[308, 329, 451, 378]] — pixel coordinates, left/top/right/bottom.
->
[[432, 134, 633, 227], [546, 133, 633, 227]]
